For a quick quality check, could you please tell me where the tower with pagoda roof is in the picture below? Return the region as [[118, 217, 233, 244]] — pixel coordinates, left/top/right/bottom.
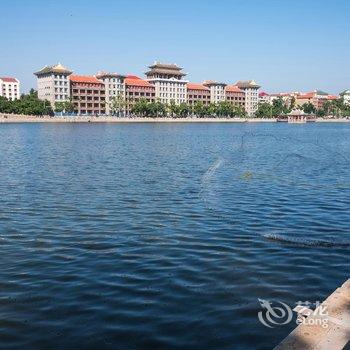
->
[[235, 80, 260, 116], [145, 62, 188, 105], [34, 63, 73, 107]]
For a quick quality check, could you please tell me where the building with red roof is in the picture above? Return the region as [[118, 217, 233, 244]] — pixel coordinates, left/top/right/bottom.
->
[[187, 83, 210, 106], [0, 77, 20, 100], [225, 85, 245, 107], [295, 90, 338, 110], [69, 75, 105, 115], [124, 76, 155, 111]]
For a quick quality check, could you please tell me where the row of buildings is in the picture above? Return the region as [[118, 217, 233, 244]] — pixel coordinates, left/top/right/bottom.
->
[[3, 63, 350, 116], [259, 89, 350, 110], [33, 62, 260, 115]]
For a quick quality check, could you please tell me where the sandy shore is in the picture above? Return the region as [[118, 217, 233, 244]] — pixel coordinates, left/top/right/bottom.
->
[[1, 114, 349, 123]]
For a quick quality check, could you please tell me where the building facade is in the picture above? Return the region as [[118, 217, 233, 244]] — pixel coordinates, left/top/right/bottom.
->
[[340, 90, 350, 105], [70, 75, 106, 115], [235, 80, 260, 116], [225, 85, 245, 108], [295, 90, 338, 110], [258, 91, 270, 104], [34, 63, 72, 107], [95, 72, 125, 114], [187, 83, 211, 106], [0, 77, 20, 100], [203, 81, 226, 103], [124, 75, 155, 112], [145, 62, 187, 105]]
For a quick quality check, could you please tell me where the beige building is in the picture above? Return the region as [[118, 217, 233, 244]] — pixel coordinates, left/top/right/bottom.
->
[[203, 81, 227, 103], [95, 72, 125, 114], [225, 85, 245, 108], [187, 83, 211, 106], [70, 75, 106, 115], [145, 62, 187, 105], [34, 63, 72, 107], [125, 75, 156, 113], [0, 77, 20, 100], [235, 80, 260, 116]]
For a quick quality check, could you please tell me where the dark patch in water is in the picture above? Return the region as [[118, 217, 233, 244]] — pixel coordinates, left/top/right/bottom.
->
[[263, 233, 350, 248]]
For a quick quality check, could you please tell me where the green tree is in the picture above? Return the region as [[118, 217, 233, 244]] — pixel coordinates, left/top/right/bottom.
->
[[301, 102, 316, 114], [255, 103, 273, 118], [0, 91, 53, 116], [110, 93, 126, 116]]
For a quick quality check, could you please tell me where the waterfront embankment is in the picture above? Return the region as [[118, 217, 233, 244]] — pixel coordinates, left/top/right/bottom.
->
[[1, 113, 349, 123]]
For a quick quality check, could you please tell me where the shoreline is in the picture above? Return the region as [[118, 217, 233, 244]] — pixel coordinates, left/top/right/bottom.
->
[[1, 114, 349, 124]]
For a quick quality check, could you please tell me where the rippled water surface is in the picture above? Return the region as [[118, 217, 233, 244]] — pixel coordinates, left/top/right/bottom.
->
[[0, 122, 349, 349]]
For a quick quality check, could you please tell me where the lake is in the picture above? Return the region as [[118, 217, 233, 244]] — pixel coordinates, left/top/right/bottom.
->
[[0, 122, 349, 349]]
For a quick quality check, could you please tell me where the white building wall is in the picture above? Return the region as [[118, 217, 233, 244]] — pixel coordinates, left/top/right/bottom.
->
[[99, 76, 125, 114], [148, 78, 187, 105], [0, 79, 20, 100], [244, 88, 259, 116], [342, 93, 350, 105], [37, 73, 70, 107], [209, 85, 226, 103]]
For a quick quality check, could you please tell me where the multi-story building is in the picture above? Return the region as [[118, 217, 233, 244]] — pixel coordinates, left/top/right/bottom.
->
[[145, 62, 187, 105], [225, 85, 245, 108], [203, 81, 226, 103], [235, 80, 260, 116], [124, 75, 155, 112], [0, 77, 20, 100], [69, 75, 106, 115], [340, 89, 350, 105], [34, 63, 72, 107], [258, 91, 270, 104], [187, 83, 211, 106], [95, 72, 125, 114], [295, 90, 338, 110]]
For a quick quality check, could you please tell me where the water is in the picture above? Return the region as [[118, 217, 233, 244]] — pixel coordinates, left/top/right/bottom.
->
[[0, 122, 349, 349]]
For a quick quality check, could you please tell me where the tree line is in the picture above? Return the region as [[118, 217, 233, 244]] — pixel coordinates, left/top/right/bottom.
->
[[117, 98, 247, 118], [2, 91, 349, 118], [256, 96, 350, 118], [0, 89, 53, 116]]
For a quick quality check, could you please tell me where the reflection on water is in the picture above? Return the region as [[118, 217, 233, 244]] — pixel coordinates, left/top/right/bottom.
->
[[0, 123, 349, 350]]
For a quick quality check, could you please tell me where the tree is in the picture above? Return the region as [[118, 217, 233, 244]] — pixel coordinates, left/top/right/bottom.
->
[[255, 103, 273, 118], [167, 100, 179, 117], [0, 91, 53, 116], [131, 98, 149, 117], [289, 96, 296, 111], [301, 102, 316, 114], [193, 102, 206, 118], [272, 97, 288, 116], [110, 93, 126, 116], [178, 103, 190, 117]]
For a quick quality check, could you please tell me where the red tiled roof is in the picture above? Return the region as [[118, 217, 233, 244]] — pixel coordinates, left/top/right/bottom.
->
[[125, 77, 153, 88], [259, 92, 269, 97], [0, 77, 18, 83], [226, 85, 244, 93], [69, 75, 103, 84], [187, 83, 209, 91], [327, 95, 338, 100], [297, 92, 315, 99], [125, 75, 140, 79]]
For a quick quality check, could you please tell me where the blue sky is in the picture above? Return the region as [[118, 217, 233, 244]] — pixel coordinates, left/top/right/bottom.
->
[[1, 0, 349, 93]]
